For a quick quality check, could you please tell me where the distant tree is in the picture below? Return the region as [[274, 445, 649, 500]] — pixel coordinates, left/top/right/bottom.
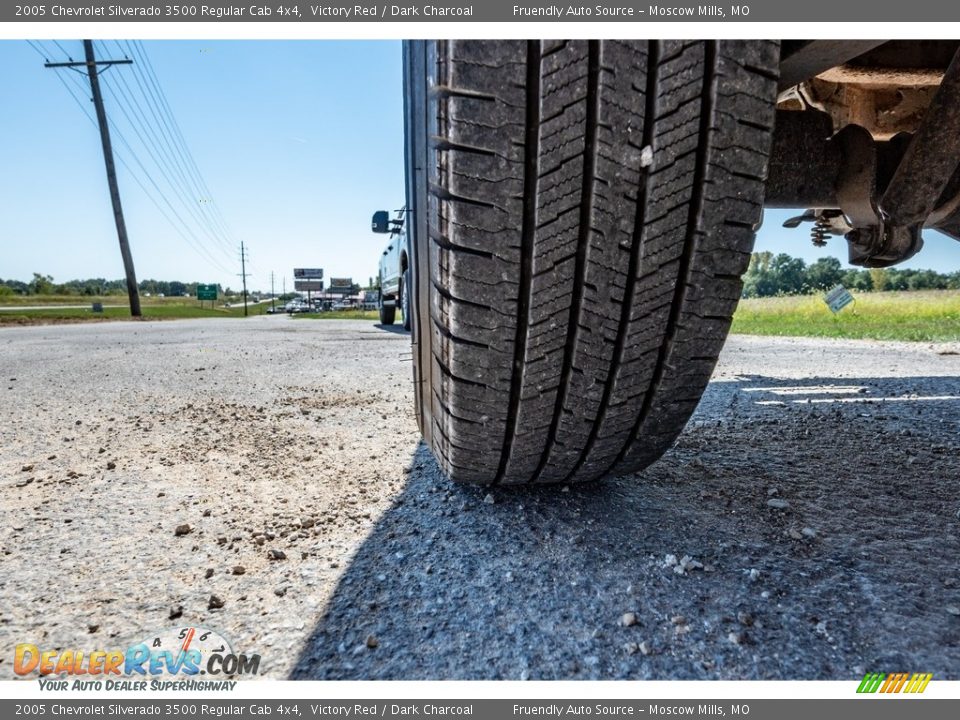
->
[[869, 268, 890, 292], [885, 271, 909, 291], [0, 278, 27, 294], [742, 251, 776, 298], [805, 256, 844, 291], [907, 269, 948, 290], [31, 273, 55, 295], [841, 269, 873, 291], [770, 253, 807, 295]]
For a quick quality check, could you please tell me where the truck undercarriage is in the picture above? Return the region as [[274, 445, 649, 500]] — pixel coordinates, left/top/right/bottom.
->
[[770, 40, 960, 267]]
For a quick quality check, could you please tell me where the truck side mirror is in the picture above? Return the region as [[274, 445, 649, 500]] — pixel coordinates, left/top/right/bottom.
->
[[371, 210, 390, 234]]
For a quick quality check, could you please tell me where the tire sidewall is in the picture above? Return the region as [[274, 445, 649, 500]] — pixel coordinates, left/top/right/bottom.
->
[[402, 269, 412, 331]]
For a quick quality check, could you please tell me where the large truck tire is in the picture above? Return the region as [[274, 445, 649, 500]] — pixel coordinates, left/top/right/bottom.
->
[[378, 285, 396, 325], [411, 40, 779, 485]]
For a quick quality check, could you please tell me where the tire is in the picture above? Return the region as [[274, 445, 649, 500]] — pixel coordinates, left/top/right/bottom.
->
[[402, 269, 412, 331], [413, 40, 778, 485], [379, 284, 396, 325]]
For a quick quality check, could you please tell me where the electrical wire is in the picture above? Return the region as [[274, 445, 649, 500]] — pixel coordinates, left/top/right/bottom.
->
[[130, 40, 240, 248], [51, 40, 74, 61], [97, 60, 237, 264], [28, 38, 247, 282], [55, 64, 235, 276]]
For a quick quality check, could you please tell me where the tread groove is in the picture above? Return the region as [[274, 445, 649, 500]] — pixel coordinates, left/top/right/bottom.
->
[[610, 40, 719, 474], [563, 40, 659, 484], [493, 40, 542, 486], [530, 40, 601, 484]]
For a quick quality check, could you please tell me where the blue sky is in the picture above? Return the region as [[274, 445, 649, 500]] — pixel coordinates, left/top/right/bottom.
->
[[0, 39, 957, 293], [1, 40, 405, 293]]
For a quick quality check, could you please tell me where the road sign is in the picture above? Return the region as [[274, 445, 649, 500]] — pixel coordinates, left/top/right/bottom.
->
[[294, 268, 323, 279], [295, 280, 324, 292], [824, 284, 854, 313], [328, 277, 353, 295], [197, 284, 218, 301]]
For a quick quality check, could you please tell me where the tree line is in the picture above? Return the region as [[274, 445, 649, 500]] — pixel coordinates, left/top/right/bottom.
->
[[3, 255, 958, 299], [0, 274, 225, 297], [742, 252, 960, 298], [0, 274, 376, 298]]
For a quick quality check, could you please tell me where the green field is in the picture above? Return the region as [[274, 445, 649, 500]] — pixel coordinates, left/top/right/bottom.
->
[[732, 290, 960, 342], [0, 294, 224, 307], [4, 291, 958, 342], [291, 309, 381, 321], [0, 297, 385, 325], [0, 300, 264, 325]]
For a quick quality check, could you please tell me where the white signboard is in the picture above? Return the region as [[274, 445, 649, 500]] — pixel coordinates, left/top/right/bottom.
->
[[824, 285, 854, 314]]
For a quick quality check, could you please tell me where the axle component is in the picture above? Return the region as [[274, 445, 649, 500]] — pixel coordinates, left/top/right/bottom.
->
[[768, 48, 960, 267]]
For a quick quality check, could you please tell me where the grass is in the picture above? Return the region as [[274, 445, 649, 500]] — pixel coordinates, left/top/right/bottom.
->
[[6, 291, 958, 342], [0, 302, 266, 325], [291, 309, 381, 321], [0, 294, 219, 307], [0, 297, 383, 325], [732, 290, 960, 342]]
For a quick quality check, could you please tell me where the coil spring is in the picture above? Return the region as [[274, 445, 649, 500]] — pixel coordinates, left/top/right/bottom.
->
[[811, 216, 830, 247]]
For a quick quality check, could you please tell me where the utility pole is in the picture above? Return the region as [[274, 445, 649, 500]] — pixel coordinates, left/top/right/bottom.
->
[[46, 41, 141, 317], [238, 242, 250, 317], [270, 271, 275, 312]]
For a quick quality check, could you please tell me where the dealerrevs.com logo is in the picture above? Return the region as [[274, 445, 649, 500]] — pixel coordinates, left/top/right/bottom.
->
[[14, 626, 261, 690]]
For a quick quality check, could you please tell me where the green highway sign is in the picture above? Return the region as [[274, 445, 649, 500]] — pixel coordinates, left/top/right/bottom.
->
[[197, 284, 218, 301]]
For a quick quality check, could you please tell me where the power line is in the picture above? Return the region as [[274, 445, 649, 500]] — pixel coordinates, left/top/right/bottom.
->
[[123, 40, 236, 245], [54, 59, 235, 277], [51, 40, 74, 61], [25, 40, 57, 62], [100, 40, 230, 253], [112, 41, 236, 262], [29, 38, 245, 283], [129, 40, 240, 248], [96, 65, 236, 265]]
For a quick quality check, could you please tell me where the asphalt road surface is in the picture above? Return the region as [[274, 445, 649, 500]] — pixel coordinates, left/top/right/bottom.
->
[[1, 317, 958, 680]]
